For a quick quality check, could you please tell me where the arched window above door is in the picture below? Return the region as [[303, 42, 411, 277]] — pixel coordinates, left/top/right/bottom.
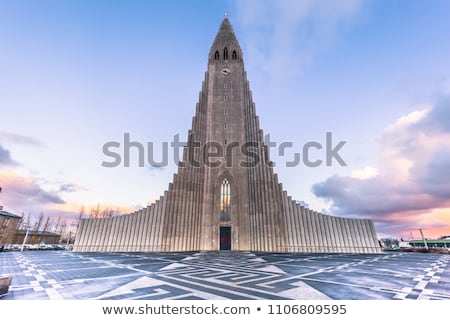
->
[[220, 178, 230, 221]]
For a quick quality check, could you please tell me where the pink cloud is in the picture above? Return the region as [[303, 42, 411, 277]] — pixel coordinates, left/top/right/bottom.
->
[[0, 171, 64, 209], [0, 170, 136, 225], [313, 96, 450, 238]]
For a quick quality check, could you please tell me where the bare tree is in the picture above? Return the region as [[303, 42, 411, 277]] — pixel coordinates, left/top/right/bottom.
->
[[34, 211, 45, 231], [95, 203, 101, 218], [53, 216, 62, 233], [89, 203, 101, 219], [75, 205, 85, 234], [43, 216, 52, 232], [24, 212, 32, 229], [100, 206, 107, 218], [100, 206, 114, 218], [58, 219, 67, 236], [18, 212, 26, 229], [381, 238, 400, 249]]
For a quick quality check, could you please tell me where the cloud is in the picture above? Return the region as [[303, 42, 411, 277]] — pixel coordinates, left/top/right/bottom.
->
[[0, 131, 44, 147], [147, 165, 166, 170], [0, 144, 17, 166], [59, 183, 88, 193], [147, 164, 167, 177], [312, 175, 438, 217], [0, 171, 136, 224], [312, 97, 450, 237], [0, 172, 65, 210], [351, 166, 378, 180], [0, 132, 43, 167], [233, 0, 364, 80], [427, 222, 449, 229], [418, 149, 450, 199], [416, 96, 450, 133]]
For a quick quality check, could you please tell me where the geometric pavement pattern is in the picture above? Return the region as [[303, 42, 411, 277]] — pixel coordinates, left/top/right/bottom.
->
[[1, 251, 449, 300]]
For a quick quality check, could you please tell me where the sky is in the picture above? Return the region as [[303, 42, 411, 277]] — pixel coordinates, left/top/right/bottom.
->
[[1, 0, 450, 240]]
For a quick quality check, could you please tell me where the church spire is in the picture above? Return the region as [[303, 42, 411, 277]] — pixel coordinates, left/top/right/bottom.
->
[[209, 16, 243, 63]]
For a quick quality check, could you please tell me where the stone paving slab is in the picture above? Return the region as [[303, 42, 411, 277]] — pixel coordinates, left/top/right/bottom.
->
[[1, 251, 449, 300]]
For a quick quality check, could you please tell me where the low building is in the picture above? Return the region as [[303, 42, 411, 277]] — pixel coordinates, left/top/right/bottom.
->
[[409, 238, 450, 248], [12, 230, 60, 245], [0, 209, 21, 246]]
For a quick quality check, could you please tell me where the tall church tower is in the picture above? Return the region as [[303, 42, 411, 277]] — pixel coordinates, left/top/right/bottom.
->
[[197, 17, 286, 251], [74, 17, 381, 254]]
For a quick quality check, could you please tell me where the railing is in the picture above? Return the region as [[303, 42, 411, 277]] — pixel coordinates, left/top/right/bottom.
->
[[277, 245, 383, 253], [72, 244, 172, 252]]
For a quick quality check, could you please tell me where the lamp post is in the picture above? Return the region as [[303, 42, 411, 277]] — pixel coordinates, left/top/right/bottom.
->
[[21, 229, 31, 252], [66, 232, 72, 247], [419, 228, 429, 251]]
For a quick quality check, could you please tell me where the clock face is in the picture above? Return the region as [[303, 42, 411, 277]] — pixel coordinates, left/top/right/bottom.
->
[[221, 67, 231, 76]]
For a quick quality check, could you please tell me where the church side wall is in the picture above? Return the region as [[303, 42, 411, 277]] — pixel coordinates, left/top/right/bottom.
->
[[280, 204, 382, 254], [73, 196, 171, 252]]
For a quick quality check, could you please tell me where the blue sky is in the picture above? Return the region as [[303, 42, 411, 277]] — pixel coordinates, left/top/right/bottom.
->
[[1, 0, 450, 239]]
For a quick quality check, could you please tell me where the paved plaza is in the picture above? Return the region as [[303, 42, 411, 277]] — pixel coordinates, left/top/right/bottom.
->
[[1, 251, 449, 300]]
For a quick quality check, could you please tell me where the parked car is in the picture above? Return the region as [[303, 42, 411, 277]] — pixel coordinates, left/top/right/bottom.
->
[[48, 244, 65, 250]]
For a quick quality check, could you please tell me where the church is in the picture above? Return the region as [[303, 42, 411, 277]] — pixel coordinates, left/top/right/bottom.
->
[[73, 17, 381, 254]]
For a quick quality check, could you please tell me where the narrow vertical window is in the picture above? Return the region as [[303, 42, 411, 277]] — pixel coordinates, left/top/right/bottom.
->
[[224, 123, 227, 129], [223, 47, 228, 60], [214, 51, 220, 60], [220, 179, 231, 221], [232, 50, 237, 60]]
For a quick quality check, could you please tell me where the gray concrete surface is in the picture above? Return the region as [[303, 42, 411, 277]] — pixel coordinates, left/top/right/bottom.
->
[[1, 251, 449, 300]]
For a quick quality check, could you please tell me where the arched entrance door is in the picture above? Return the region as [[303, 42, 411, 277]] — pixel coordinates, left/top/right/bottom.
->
[[220, 226, 231, 250]]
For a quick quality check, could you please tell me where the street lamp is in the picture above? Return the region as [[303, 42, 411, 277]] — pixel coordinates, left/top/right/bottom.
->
[[419, 228, 429, 251], [21, 228, 31, 252], [66, 232, 72, 247]]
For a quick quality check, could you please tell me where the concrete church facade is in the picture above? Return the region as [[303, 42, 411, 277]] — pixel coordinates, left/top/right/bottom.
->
[[74, 18, 381, 254]]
